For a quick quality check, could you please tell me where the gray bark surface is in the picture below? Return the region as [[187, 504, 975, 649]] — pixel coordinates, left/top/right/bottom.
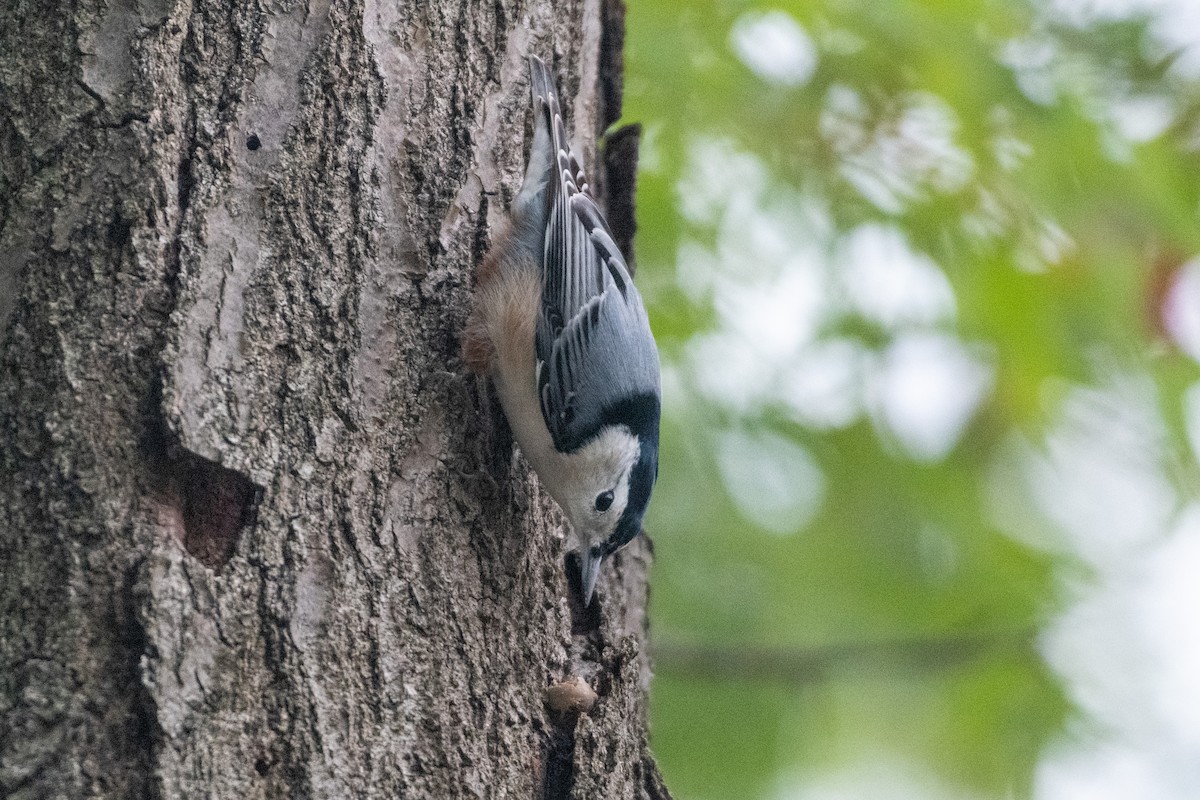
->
[[0, 1, 669, 797]]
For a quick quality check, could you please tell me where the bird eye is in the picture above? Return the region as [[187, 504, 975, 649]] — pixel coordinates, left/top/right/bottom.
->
[[594, 490, 614, 512]]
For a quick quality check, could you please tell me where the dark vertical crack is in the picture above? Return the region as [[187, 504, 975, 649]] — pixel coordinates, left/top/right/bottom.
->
[[593, 0, 640, 281], [600, 123, 640, 276], [119, 559, 164, 800], [164, 28, 197, 296], [542, 719, 577, 800], [597, 0, 627, 134], [542, 555, 602, 798]]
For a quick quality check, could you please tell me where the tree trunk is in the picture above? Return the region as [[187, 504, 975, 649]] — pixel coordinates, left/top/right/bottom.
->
[[0, 1, 669, 798]]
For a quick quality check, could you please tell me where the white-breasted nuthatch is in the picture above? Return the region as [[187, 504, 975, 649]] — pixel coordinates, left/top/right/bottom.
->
[[462, 55, 661, 605]]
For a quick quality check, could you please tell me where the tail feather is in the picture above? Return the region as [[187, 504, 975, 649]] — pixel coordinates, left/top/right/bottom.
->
[[512, 56, 559, 228], [532, 56, 590, 199], [528, 55, 556, 119]]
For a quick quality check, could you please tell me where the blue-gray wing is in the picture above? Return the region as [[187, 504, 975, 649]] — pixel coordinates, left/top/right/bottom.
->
[[529, 58, 659, 452]]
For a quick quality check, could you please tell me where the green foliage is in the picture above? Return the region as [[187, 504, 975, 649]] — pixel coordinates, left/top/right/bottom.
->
[[621, 0, 1200, 797]]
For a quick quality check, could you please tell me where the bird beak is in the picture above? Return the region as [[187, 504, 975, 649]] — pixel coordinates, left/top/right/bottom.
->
[[579, 549, 603, 606]]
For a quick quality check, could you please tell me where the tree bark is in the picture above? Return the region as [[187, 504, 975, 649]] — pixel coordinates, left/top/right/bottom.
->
[[0, 1, 669, 798]]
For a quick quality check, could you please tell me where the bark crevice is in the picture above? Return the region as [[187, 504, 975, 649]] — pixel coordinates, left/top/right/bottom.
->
[[118, 559, 165, 800]]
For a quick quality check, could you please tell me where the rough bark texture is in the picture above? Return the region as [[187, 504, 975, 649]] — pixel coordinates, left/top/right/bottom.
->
[[0, 1, 670, 798]]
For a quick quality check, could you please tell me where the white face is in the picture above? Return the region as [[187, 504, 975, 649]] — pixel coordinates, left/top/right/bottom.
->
[[557, 427, 641, 551]]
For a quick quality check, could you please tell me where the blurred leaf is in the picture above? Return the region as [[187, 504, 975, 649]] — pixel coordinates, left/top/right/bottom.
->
[[625, 0, 1200, 797]]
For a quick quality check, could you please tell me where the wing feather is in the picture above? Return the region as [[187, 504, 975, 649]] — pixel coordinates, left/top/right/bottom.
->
[[528, 57, 659, 452]]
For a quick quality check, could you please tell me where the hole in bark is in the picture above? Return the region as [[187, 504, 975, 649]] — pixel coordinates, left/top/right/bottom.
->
[[139, 380, 262, 569], [173, 450, 262, 569], [245, 133, 261, 151], [107, 213, 132, 249], [254, 757, 270, 776]]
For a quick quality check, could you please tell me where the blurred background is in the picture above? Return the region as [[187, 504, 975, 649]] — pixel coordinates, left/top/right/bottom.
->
[[620, 0, 1200, 798]]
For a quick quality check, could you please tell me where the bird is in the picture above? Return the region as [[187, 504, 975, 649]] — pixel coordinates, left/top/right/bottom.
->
[[461, 55, 661, 605]]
